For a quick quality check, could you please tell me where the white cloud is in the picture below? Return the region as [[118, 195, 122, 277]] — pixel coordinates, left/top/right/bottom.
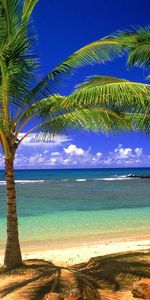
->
[[12, 143, 146, 169], [107, 145, 144, 166], [64, 144, 85, 156], [51, 152, 60, 156], [18, 133, 72, 147], [135, 147, 143, 157], [96, 152, 103, 158], [12, 143, 103, 168], [9, 144, 149, 168], [114, 144, 133, 159], [0, 139, 149, 169]]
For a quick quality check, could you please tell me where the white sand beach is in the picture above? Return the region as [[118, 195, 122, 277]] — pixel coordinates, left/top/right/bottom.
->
[[0, 238, 150, 267]]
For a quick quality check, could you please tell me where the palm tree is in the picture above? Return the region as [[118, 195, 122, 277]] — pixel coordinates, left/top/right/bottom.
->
[[110, 26, 150, 71], [109, 26, 150, 129], [0, 0, 149, 269]]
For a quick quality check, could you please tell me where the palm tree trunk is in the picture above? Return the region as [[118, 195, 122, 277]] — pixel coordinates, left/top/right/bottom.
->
[[4, 155, 22, 268]]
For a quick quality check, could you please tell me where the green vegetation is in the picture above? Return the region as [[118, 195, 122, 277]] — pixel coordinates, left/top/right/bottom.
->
[[0, 0, 149, 269], [113, 26, 150, 71]]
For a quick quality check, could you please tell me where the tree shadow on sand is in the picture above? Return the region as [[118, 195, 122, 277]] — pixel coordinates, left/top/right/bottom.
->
[[0, 250, 150, 299]]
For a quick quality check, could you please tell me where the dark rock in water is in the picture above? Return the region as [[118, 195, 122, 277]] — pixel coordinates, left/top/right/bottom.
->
[[127, 174, 150, 179], [132, 279, 150, 299]]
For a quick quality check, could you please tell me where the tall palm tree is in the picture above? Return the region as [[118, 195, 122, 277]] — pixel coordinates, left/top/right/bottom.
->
[[0, 0, 149, 269]]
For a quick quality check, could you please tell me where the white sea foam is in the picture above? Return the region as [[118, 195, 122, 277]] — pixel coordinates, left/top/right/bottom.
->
[[102, 178, 130, 181], [0, 181, 6, 185], [0, 180, 44, 185], [76, 179, 87, 182], [0, 175, 137, 185], [93, 176, 131, 181]]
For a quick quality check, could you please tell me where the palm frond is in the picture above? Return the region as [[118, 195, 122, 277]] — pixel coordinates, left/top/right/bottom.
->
[[14, 94, 65, 135], [32, 106, 132, 142], [0, 0, 22, 44], [75, 75, 128, 90], [64, 76, 150, 110], [15, 76, 150, 139], [112, 26, 150, 69], [0, 3, 38, 107], [127, 44, 150, 69], [129, 112, 150, 133], [23, 39, 123, 104], [22, 0, 39, 21]]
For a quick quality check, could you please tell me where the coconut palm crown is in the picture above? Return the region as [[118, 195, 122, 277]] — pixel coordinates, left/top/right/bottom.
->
[[0, 0, 150, 269]]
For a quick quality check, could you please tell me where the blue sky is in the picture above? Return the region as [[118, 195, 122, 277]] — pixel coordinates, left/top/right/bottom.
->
[[1, 0, 150, 169]]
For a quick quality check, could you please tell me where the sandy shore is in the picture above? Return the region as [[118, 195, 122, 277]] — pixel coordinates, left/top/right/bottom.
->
[[0, 238, 150, 267]]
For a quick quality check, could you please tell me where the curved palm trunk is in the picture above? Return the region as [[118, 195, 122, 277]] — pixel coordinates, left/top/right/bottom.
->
[[4, 155, 22, 268]]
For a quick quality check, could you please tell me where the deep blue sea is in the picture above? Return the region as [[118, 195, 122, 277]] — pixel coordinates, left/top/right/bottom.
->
[[0, 168, 150, 247]]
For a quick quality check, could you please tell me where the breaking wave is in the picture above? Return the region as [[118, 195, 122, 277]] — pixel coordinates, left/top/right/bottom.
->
[[0, 180, 44, 185]]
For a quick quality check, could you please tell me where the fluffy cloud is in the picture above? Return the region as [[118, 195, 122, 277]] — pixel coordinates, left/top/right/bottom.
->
[[11, 143, 147, 169], [114, 144, 133, 159], [106, 144, 143, 166], [0, 135, 149, 169], [64, 144, 84, 156], [12, 144, 103, 168]]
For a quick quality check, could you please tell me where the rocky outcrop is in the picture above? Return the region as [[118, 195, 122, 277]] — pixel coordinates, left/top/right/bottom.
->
[[127, 174, 150, 179], [132, 279, 150, 299]]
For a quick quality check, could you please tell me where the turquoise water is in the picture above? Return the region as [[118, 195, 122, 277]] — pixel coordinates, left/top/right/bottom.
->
[[0, 168, 150, 245]]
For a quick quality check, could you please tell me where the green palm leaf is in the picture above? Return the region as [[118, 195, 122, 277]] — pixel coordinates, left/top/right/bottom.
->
[[15, 76, 150, 140], [0, 0, 21, 42], [75, 75, 128, 90], [127, 44, 150, 69], [24, 39, 123, 104], [0, 1, 38, 109], [112, 26, 150, 69], [1, 1, 150, 269], [14, 94, 66, 136], [22, 0, 39, 21], [19, 105, 131, 144], [64, 76, 150, 110]]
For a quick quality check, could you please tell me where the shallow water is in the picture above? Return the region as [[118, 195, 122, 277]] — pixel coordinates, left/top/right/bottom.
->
[[0, 168, 150, 245]]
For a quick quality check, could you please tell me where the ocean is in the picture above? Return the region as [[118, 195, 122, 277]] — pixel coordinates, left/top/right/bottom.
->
[[0, 168, 150, 247]]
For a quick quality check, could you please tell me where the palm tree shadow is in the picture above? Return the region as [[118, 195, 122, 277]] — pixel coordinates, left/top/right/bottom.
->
[[73, 250, 150, 291], [0, 251, 149, 299], [0, 260, 60, 299], [0, 259, 100, 299]]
